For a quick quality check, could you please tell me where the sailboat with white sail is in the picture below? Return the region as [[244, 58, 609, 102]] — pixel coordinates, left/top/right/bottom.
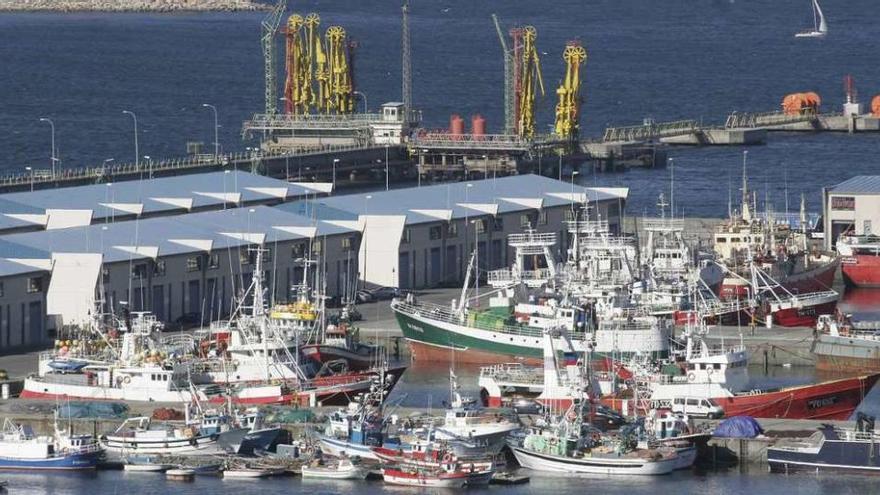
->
[[795, 0, 827, 38]]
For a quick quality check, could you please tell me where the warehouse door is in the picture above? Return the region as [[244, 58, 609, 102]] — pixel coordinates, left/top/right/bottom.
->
[[430, 248, 442, 287], [398, 252, 410, 289], [187, 280, 201, 316], [28, 301, 43, 346], [445, 246, 457, 286], [152, 285, 165, 321]]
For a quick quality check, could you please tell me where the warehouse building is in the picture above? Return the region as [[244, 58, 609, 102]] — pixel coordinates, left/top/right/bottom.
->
[[823, 176, 880, 249], [0, 205, 359, 352], [282, 174, 628, 289], [0, 171, 331, 235]]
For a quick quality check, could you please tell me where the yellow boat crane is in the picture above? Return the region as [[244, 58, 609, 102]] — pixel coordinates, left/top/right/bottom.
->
[[515, 26, 545, 139], [554, 41, 587, 140], [282, 13, 355, 115]]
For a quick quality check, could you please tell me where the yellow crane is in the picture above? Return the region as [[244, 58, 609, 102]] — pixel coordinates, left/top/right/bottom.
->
[[554, 41, 587, 140], [283, 14, 307, 114], [303, 13, 320, 108], [517, 26, 544, 139], [326, 26, 353, 114]]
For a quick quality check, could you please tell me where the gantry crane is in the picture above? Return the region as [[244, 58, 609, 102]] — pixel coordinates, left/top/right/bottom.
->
[[554, 41, 587, 141]]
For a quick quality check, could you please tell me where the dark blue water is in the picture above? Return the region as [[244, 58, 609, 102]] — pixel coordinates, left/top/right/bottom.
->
[[2, 1, 880, 216]]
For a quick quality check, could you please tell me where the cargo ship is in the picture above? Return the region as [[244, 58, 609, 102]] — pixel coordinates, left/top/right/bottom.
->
[[837, 234, 880, 287]]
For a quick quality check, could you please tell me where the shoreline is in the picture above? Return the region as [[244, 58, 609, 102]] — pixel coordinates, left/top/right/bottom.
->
[[0, 1, 270, 12]]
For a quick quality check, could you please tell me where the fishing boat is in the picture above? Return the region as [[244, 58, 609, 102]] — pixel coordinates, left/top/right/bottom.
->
[[795, 0, 828, 38], [714, 164, 838, 301], [812, 313, 880, 373], [508, 398, 679, 475], [769, 414, 880, 473], [100, 413, 241, 457], [122, 454, 174, 472], [382, 465, 472, 488], [837, 234, 880, 287], [300, 323, 382, 372], [301, 457, 368, 480], [22, 251, 405, 406], [0, 418, 101, 471], [627, 324, 880, 420], [429, 370, 519, 454], [316, 376, 396, 460]]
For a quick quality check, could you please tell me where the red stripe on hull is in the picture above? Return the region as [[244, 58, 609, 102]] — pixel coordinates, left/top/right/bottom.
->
[[842, 255, 880, 288], [772, 300, 838, 328], [407, 339, 542, 365]]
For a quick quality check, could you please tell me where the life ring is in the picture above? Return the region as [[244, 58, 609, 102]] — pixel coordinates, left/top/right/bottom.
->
[[442, 453, 453, 463], [687, 372, 696, 382], [122, 376, 131, 385]]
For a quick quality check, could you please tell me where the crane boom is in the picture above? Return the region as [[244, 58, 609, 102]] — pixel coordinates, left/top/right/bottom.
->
[[261, 0, 287, 116], [492, 14, 515, 135]]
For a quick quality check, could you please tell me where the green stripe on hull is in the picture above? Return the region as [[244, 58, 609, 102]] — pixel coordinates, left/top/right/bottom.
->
[[393, 309, 668, 361]]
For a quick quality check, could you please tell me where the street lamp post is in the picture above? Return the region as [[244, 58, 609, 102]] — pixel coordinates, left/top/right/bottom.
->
[[363, 195, 372, 289], [38, 118, 56, 177], [384, 145, 390, 191], [558, 153, 563, 181], [201, 103, 219, 160], [144, 155, 152, 179], [570, 170, 579, 213], [122, 110, 139, 170], [332, 158, 340, 190]]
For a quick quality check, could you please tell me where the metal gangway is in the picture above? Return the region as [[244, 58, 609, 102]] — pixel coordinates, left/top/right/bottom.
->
[[724, 111, 816, 129], [602, 119, 699, 143], [409, 131, 533, 152]]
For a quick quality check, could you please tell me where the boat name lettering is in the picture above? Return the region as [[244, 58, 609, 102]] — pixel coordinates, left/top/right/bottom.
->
[[807, 396, 838, 409]]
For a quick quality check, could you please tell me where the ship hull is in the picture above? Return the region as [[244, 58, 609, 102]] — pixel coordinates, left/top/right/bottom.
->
[[813, 334, 880, 373], [771, 300, 838, 328], [509, 445, 676, 475], [394, 307, 666, 364], [714, 373, 880, 420], [0, 450, 99, 471], [720, 257, 839, 301], [842, 254, 880, 288], [300, 344, 378, 371]]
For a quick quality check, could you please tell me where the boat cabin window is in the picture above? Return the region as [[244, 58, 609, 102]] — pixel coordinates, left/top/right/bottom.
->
[[673, 398, 684, 405], [716, 237, 727, 243], [686, 399, 699, 406], [700, 400, 713, 407], [713, 364, 722, 370]]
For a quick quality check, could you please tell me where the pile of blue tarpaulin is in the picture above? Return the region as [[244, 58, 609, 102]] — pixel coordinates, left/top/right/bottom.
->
[[713, 416, 763, 438]]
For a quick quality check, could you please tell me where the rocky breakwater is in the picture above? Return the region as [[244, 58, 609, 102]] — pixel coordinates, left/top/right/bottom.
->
[[0, 0, 269, 12]]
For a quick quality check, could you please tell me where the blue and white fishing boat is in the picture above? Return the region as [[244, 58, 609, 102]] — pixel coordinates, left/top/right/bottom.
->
[[316, 379, 397, 460], [769, 413, 880, 474], [0, 418, 101, 470]]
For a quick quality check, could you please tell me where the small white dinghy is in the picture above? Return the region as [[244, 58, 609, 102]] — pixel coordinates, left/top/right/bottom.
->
[[122, 455, 173, 472], [222, 468, 277, 479], [301, 458, 368, 480]]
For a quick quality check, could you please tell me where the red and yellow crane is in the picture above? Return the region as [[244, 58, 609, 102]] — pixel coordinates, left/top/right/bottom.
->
[[554, 41, 587, 140], [512, 26, 544, 139]]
